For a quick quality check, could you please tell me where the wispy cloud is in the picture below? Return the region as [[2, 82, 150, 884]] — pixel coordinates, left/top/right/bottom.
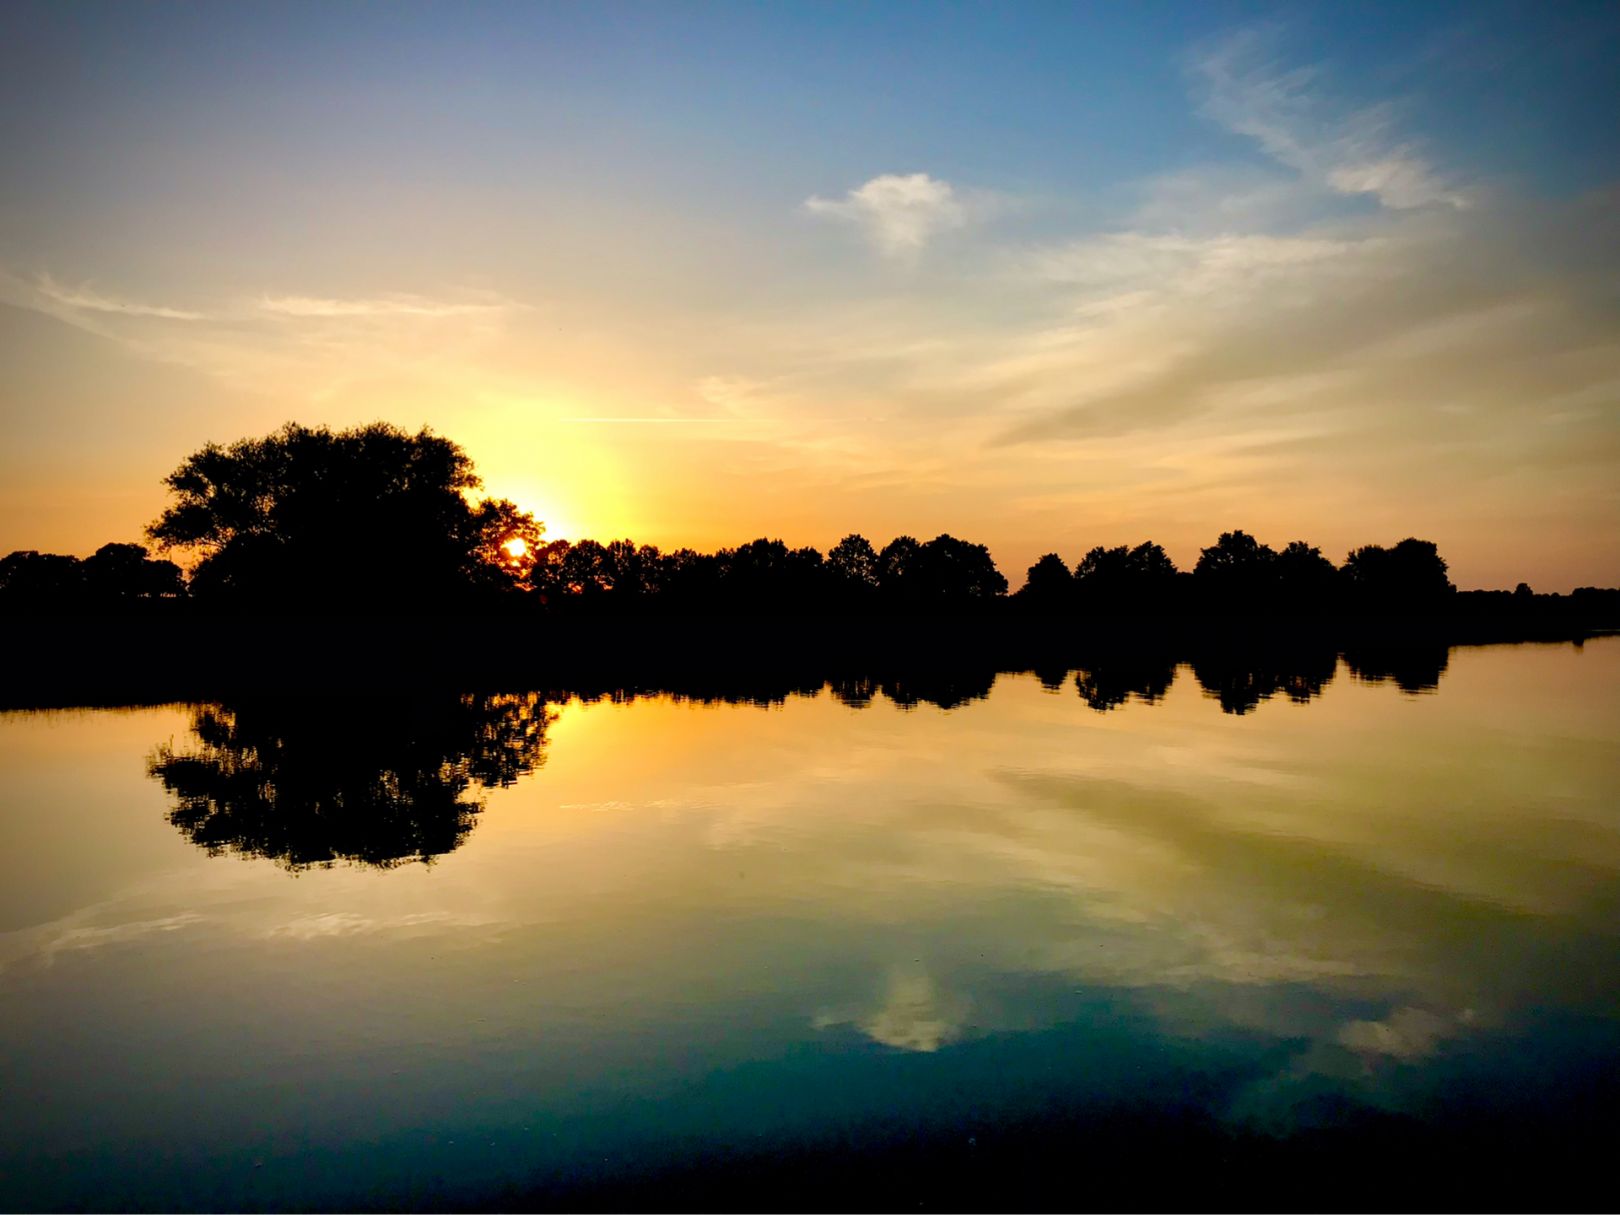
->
[[1025, 231, 1367, 293], [35, 273, 206, 320], [256, 294, 507, 319], [1194, 28, 1469, 210], [805, 173, 969, 257], [2, 270, 525, 400]]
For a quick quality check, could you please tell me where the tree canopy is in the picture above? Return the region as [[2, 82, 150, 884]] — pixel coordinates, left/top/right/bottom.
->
[[146, 422, 539, 606]]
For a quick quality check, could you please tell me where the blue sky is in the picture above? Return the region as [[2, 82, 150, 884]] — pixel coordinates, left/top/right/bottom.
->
[[2, 1, 1617, 586]]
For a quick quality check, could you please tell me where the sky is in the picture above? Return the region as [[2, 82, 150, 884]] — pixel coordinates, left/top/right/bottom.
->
[[1, 1, 1617, 590]]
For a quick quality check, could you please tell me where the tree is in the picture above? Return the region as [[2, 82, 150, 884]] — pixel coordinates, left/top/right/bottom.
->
[[1195, 530, 1274, 576], [148, 422, 540, 606], [559, 539, 616, 597], [1019, 553, 1074, 608], [1073, 542, 1177, 612], [877, 534, 1006, 604], [1194, 530, 1278, 611], [470, 500, 544, 591], [1274, 540, 1338, 611], [1341, 538, 1453, 610], [827, 534, 880, 593], [0, 550, 84, 604], [82, 543, 185, 600], [720, 538, 827, 608], [876, 535, 923, 598], [916, 535, 1008, 601]]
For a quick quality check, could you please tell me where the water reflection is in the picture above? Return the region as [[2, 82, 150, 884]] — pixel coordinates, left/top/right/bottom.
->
[[1073, 652, 1178, 711], [1342, 642, 1451, 692], [142, 649, 1473, 869], [1189, 645, 1339, 714], [148, 693, 553, 870], [1, 641, 1616, 1210]]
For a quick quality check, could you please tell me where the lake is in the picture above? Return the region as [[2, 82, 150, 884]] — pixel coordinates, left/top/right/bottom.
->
[[2, 639, 1617, 1209]]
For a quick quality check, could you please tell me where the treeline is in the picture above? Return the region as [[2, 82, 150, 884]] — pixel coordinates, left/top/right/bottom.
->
[[0, 421, 1614, 632], [5, 528, 1616, 630], [0, 543, 184, 606]]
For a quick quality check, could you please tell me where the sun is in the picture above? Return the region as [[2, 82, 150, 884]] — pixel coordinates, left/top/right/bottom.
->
[[502, 536, 529, 561]]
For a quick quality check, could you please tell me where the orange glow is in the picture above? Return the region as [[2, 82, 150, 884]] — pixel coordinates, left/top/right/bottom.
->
[[502, 536, 529, 561]]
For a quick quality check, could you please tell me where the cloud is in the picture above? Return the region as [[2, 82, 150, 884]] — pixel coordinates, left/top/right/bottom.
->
[[815, 970, 967, 1053], [1025, 231, 1366, 293], [0, 909, 206, 976], [1337, 1006, 1469, 1060], [264, 910, 501, 940], [34, 273, 206, 320], [256, 294, 506, 319], [991, 194, 1620, 449], [1193, 28, 1469, 210], [1, 269, 525, 401], [805, 173, 969, 256]]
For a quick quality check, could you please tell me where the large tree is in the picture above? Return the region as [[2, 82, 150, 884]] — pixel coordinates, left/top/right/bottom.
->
[[1341, 538, 1454, 609], [147, 422, 539, 605], [1072, 541, 1178, 612]]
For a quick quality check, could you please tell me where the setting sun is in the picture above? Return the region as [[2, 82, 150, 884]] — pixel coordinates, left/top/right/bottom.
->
[[501, 536, 529, 561]]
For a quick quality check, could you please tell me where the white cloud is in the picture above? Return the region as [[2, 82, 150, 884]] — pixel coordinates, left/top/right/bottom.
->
[[1026, 231, 1366, 294], [1194, 29, 1469, 210], [805, 173, 969, 256], [35, 272, 206, 320], [264, 910, 501, 940], [815, 970, 967, 1053], [256, 294, 506, 319], [1337, 1006, 1468, 1059], [1, 269, 524, 400]]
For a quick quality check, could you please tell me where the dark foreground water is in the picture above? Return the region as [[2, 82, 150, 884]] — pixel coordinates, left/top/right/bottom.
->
[[1, 640, 1617, 1210]]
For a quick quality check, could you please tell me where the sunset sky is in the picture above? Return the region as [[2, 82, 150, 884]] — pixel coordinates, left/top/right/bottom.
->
[[2, 1, 1616, 590]]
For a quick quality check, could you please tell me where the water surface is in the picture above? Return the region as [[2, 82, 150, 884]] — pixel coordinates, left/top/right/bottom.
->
[[2, 641, 1617, 1208]]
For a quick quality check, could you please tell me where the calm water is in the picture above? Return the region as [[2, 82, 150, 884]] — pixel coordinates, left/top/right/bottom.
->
[[2, 641, 1618, 1208]]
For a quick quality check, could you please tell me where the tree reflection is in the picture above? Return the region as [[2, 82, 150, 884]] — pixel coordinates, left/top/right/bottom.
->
[[1190, 646, 1338, 714], [149, 693, 553, 870], [1342, 644, 1450, 693], [1073, 656, 1178, 712], [878, 669, 999, 710]]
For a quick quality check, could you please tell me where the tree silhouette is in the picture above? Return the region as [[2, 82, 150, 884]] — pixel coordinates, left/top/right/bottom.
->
[[1274, 540, 1339, 612], [82, 542, 185, 600], [1194, 530, 1278, 610], [148, 692, 554, 870], [827, 534, 881, 596], [877, 535, 923, 599], [1073, 542, 1178, 613], [0, 551, 83, 603], [879, 534, 1009, 605], [1019, 553, 1074, 610], [147, 422, 539, 607], [0, 543, 182, 607], [1342, 538, 1454, 610]]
